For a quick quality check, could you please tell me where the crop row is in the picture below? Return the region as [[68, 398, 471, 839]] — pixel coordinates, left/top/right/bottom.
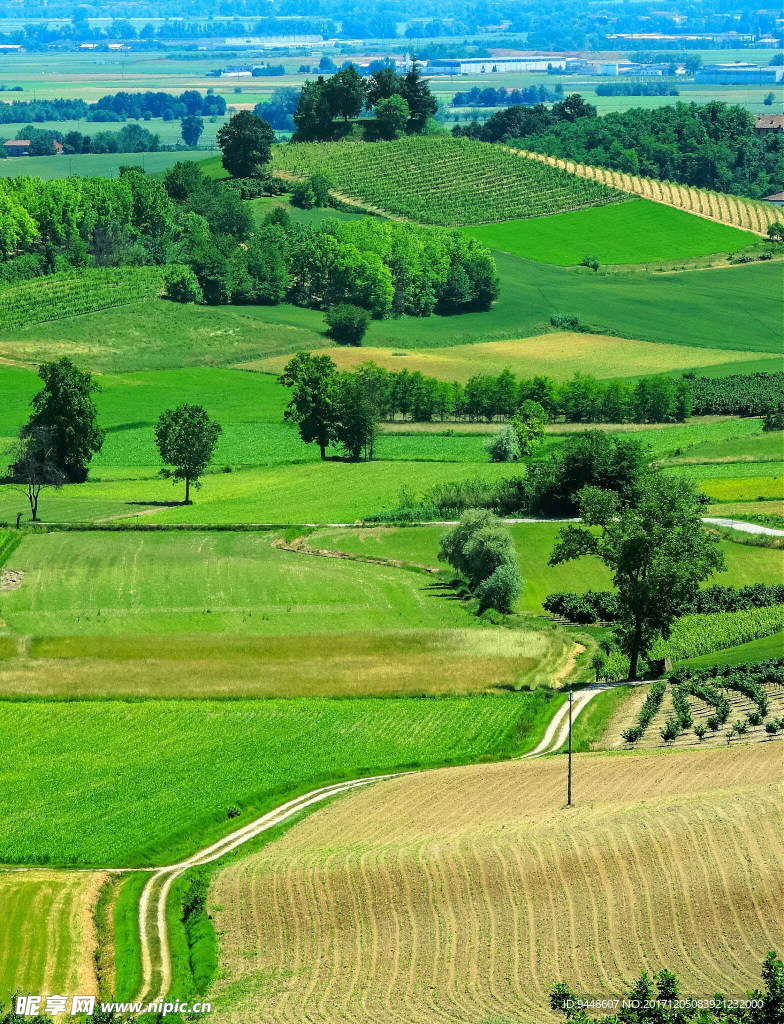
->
[[653, 605, 784, 661], [0, 265, 167, 330], [272, 137, 621, 226], [509, 147, 784, 236]]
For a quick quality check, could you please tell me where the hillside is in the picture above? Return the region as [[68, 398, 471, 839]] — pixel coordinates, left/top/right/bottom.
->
[[271, 136, 622, 225], [210, 742, 783, 1023]]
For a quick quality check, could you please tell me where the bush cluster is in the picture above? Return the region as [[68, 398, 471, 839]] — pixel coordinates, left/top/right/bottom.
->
[[438, 510, 523, 615]]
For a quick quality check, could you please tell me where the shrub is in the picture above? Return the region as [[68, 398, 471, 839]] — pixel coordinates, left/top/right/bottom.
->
[[621, 725, 642, 746], [324, 303, 371, 346], [476, 561, 523, 614], [765, 719, 780, 738], [694, 723, 707, 741], [660, 718, 680, 744], [164, 265, 204, 304], [580, 255, 600, 271], [550, 313, 579, 329], [486, 424, 521, 463], [291, 172, 333, 209]]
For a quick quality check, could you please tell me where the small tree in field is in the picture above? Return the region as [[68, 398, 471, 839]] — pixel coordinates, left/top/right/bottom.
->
[[660, 718, 680, 745], [591, 651, 606, 682], [694, 723, 707, 742], [325, 303, 370, 346], [765, 719, 781, 739], [155, 404, 222, 504], [7, 427, 65, 522]]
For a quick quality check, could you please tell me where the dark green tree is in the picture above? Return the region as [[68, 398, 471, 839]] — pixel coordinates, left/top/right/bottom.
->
[[216, 111, 274, 178], [15, 357, 104, 483], [180, 114, 204, 147], [550, 475, 725, 679], [375, 95, 410, 139], [155, 403, 222, 504], [334, 371, 381, 461], [292, 78, 334, 141], [400, 63, 437, 132], [324, 65, 366, 121], [279, 352, 339, 460], [325, 303, 371, 346], [366, 67, 403, 108]]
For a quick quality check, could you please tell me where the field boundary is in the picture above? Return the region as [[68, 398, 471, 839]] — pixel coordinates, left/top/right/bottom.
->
[[506, 147, 784, 236]]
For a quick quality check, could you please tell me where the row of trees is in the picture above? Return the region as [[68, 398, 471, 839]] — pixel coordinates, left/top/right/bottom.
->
[[0, 89, 227, 125], [293, 64, 437, 142], [452, 94, 597, 143], [451, 85, 562, 108], [0, 122, 165, 158], [6, 358, 223, 520]]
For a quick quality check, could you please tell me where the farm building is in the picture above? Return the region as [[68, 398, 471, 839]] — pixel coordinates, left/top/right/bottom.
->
[[755, 114, 784, 136], [695, 63, 783, 84], [2, 139, 63, 156], [426, 56, 576, 74]]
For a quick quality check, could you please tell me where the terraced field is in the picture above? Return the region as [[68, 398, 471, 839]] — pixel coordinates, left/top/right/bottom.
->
[[0, 870, 105, 998], [211, 742, 783, 1023]]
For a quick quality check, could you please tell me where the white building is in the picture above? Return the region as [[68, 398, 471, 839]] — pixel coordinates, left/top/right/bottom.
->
[[425, 56, 575, 75]]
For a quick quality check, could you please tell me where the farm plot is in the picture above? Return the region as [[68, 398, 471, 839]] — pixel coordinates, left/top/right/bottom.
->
[[272, 137, 621, 225], [462, 199, 757, 266], [0, 691, 559, 866], [0, 870, 106, 998], [0, 530, 572, 696], [210, 743, 783, 1024]]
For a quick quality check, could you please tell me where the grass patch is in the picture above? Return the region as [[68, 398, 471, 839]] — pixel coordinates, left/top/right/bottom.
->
[[0, 150, 213, 180], [680, 630, 784, 669], [0, 691, 559, 867], [112, 872, 148, 1002], [462, 199, 757, 266], [552, 685, 635, 753]]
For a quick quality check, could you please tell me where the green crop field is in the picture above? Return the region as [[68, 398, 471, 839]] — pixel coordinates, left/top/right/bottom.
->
[[271, 136, 622, 225], [461, 199, 758, 266], [0, 691, 560, 866], [0, 150, 214, 179], [653, 605, 784, 661]]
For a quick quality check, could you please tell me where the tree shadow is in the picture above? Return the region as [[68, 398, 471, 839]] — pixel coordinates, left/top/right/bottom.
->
[[124, 500, 186, 508]]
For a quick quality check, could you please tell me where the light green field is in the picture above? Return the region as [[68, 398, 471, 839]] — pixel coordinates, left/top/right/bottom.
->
[[306, 524, 784, 612], [0, 149, 214, 179], [0, 690, 561, 866], [0, 869, 104, 996], [462, 199, 758, 266], [681, 631, 784, 668], [0, 115, 227, 147], [660, 429, 784, 466]]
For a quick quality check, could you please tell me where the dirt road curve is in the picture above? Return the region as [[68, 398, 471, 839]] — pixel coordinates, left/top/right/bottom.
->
[[135, 684, 613, 1004]]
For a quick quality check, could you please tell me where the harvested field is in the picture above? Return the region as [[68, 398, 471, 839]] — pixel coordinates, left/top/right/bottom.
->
[[211, 743, 783, 1023], [0, 870, 106, 998], [248, 331, 757, 383]]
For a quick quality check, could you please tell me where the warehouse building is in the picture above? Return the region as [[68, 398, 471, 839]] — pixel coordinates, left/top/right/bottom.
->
[[425, 56, 576, 74], [694, 63, 783, 84]]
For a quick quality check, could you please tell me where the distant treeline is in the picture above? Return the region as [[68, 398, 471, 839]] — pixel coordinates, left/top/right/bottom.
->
[[690, 372, 784, 417], [544, 583, 784, 624], [0, 89, 226, 125], [595, 82, 679, 96], [355, 366, 694, 425], [0, 123, 162, 156], [451, 85, 562, 108]]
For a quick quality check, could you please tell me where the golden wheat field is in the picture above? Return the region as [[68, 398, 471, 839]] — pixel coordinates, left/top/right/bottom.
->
[[0, 870, 105, 999], [210, 743, 783, 1024]]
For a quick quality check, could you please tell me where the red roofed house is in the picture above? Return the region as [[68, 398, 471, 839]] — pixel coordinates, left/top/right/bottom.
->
[[2, 139, 63, 156]]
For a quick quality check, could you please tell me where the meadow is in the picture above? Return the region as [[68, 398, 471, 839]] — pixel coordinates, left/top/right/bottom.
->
[[210, 743, 783, 1023], [0, 150, 213, 179], [462, 198, 758, 266], [0, 691, 561, 866]]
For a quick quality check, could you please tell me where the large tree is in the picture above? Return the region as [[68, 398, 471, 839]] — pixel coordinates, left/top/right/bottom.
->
[[549, 475, 724, 679], [15, 357, 104, 484], [324, 65, 366, 122], [7, 426, 65, 522], [216, 111, 274, 178], [155, 403, 222, 503], [400, 63, 437, 133], [180, 114, 204, 147], [279, 352, 339, 460]]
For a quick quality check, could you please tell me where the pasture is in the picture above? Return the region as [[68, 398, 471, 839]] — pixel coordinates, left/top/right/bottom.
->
[[0, 691, 561, 866], [0, 870, 105, 999], [0, 150, 213, 179], [0, 529, 573, 696], [210, 743, 783, 1023], [462, 198, 758, 266]]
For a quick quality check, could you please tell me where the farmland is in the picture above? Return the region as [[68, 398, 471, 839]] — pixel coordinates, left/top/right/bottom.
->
[[461, 199, 759, 266], [272, 137, 622, 225], [210, 743, 783, 1023], [0, 150, 213, 179]]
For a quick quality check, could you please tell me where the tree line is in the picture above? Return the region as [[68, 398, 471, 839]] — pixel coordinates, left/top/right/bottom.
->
[[5, 357, 222, 520], [1, 122, 165, 158], [451, 85, 563, 108], [0, 89, 226, 125], [452, 94, 597, 143], [595, 82, 679, 96]]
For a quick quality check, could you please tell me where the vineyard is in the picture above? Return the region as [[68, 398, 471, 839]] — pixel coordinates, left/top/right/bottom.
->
[[653, 605, 784, 661], [0, 266, 167, 331], [271, 137, 622, 226], [507, 145, 784, 236], [210, 743, 783, 1023]]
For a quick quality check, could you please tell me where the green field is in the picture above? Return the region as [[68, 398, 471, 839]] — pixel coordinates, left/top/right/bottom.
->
[[271, 136, 621, 225], [462, 199, 758, 266], [0, 691, 560, 866], [0, 149, 214, 179]]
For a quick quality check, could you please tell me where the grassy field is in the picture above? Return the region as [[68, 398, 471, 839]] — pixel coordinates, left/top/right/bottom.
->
[[0, 530, 573, 697], [0, 869, 105, 998], [0, 690, 562, 866], [210, 743, 783, 1023], [462, 199, 758, 266], [271, 136, 621, 225], [0, 150, 214, 179]]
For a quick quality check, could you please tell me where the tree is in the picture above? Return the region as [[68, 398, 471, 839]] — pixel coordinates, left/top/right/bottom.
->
[[375, 95, 410, 139], [591, 651, 606, 682], [6, 427, 65, 522], [511, 400, 547, 456], [366, 66, 402, 108], [216, 111, 274, 178], [325, 66, 366, 121], [439, 511, 523, 613], [486, 424, 521, 463], [438, 509, 500, 579], [400, 63, 437, 133], [764, 92, 775, 106], [334, 371, 381, 461], [475, 561, 522, 614], [15, 357, 104, 483], [325, 303, 370, 346], [279, 352, 339, 460], [549, 476, 724, 680], [155, 404, 222, 503], [181, 114, 204, 147], [292, 78, 334, 141], [694, 723, 707, 741]]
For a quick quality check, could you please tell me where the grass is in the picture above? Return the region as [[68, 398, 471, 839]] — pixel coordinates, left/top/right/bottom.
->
[[680, 631, 784, 669], [0, 150, 214, 179], [552, 684, 635, 753], [112, 872, 148, 1001], [659, 429, 784, 466], [462, 199, 758, 266], [0, 254, 779, 374], [0, 690, 560, 867], [271, 136, 621, 225]]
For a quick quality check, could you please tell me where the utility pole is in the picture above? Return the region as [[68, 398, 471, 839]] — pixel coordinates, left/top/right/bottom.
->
[[567, 688, 573, 807]]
